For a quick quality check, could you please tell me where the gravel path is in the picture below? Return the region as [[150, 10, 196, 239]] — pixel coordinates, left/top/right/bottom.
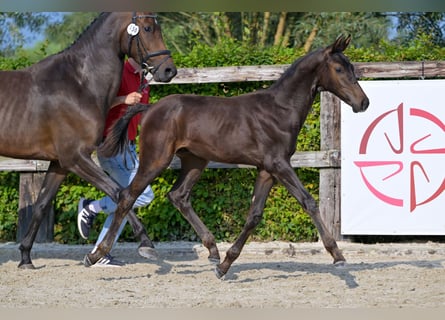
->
[[1, 241, 444, 308]]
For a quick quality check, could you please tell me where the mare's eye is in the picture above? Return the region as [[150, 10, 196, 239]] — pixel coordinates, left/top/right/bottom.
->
[[335, 67, 342, 73], [144, 26, 153, 32]]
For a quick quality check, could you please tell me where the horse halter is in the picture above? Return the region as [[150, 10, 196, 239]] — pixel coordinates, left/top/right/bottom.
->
[[127, 12, 171, 87]]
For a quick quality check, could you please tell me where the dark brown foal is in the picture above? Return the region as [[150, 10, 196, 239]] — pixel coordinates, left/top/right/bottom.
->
[[93, 35, 368, 278]]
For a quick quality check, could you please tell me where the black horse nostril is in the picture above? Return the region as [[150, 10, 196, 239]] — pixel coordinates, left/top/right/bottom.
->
[[166, 67, 177, 79], [362, 97, 370, 110]]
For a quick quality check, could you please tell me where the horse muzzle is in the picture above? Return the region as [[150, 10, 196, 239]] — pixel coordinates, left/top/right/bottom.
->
[[152, 63, 177, 82], [352, 96, 369, 113], [143, 50, 177, 83]]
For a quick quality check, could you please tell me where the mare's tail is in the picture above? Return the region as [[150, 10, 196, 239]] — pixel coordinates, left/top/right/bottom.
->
[[98, 103, 151, 157]]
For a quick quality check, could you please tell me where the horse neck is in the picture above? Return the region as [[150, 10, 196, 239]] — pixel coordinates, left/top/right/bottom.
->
[[55, 13, 126, 108], [270, 51, 323, 120], [68, 13, 124, 66]]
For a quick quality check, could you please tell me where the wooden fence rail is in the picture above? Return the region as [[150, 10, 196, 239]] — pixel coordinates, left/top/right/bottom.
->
[[1, 61, 445, 242]]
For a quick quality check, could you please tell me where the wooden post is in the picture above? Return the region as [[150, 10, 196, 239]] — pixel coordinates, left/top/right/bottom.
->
[[319, 92, 342, 240], [16, 172, 54, 243]]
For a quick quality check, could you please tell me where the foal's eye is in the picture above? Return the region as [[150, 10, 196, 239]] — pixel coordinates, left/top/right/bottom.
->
[[144, 26, 153, 32], [335, 67, 342, 73]]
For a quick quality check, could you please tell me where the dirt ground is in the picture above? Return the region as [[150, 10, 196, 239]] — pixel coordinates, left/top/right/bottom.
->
[[1, 240, 445, 308]]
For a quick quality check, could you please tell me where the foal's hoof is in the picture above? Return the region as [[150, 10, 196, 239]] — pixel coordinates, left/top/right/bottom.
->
[[18, 263, 35, 270], [83, 254, 94, 267], [214, 265, 226, 279], [138, 246, 159, 260], [334, 260, 347, 268]]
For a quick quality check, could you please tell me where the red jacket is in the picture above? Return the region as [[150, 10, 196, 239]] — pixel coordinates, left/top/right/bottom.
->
[[103, 61, 149, 140]]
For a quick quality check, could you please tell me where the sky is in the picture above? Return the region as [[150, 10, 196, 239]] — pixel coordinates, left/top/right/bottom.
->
[[22, 12, 66, 48]]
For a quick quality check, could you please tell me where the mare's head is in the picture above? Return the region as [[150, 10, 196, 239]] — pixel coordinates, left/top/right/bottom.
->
[[119, 12, 177, 82], [316, 35, 369, 113]]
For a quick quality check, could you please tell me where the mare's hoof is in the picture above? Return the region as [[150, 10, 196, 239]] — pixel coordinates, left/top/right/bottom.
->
[[138, 246, 159, 260], [214, 265, 226, 279], [18, 263, 35, 270], [334, 260, 347, 268]]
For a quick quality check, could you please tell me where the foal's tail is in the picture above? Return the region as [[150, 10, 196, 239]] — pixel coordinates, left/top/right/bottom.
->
[[98, 103, 151, 157]]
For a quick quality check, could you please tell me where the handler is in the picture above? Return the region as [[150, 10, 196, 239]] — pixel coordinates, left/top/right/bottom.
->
[[77, 57, 155, 267]]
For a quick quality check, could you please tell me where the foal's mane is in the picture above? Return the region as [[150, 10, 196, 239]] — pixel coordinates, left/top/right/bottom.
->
[[269, 48, 323, 90], [57, 12, 110, 54]]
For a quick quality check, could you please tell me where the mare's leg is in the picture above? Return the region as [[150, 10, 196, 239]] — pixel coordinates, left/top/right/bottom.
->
[[167, 152, 220, 262], [67, 153, 154, 256], [272, 161, 345, 264], [18, 161, 67, 269], [216, 169, 274, 278]]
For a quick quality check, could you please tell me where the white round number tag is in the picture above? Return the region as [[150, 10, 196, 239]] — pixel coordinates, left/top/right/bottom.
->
[[127, 23, 139, 36]]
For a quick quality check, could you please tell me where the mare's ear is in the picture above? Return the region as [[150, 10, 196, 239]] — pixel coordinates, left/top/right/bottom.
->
[[329, 34, 352, 53]]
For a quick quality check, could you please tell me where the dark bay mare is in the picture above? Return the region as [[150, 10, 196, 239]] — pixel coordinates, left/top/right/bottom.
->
[[0, 12, 177, 269], [93, 35, 369, 278]]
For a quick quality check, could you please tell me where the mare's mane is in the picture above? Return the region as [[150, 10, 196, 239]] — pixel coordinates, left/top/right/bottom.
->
[[57, 12, 109, 54]]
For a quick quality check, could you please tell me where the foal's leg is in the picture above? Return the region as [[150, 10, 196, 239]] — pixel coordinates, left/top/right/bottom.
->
[[127, 209, 157, 259], [18, 161, 67, 269], [216, 169, 275, 278], [85, 154, 171, 265], [67, 153, 155, 257], [167, 153, 220, 262], [272, 162, 345, 264]]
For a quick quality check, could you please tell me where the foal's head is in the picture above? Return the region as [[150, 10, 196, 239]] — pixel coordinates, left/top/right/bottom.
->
[[120, 12, 177, 82], [317, 35, 369, 113]]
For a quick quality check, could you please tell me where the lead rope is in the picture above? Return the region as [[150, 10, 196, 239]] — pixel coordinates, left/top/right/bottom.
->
[[125, 13, 155, 168], [138, 67, 153, 93], [124, 66, 153, 169]]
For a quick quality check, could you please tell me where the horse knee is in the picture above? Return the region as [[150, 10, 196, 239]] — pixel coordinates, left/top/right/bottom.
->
[[117, 189, 137, 211], [302, 197, 318, 214], [167, 190, 186, 210], [245, 211, 263, 230]]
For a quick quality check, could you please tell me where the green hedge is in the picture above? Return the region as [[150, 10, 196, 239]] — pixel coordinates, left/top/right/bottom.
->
[[1, 36, 445, 243]]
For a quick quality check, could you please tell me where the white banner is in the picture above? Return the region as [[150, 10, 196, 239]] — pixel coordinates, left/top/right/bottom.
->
[[341, 80, 445, 235]]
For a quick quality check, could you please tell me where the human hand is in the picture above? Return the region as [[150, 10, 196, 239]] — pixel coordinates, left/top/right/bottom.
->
[[125, 92, 143, 105]]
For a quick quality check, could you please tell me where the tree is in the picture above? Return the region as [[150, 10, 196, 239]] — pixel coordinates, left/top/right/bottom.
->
[[395, 12, 445, 46], [290, 12, 390, 51], [0, 12, 48, 56], [44, 12, 99, 52], [160, 12, 389, 53], [6, 12, 392, 58]]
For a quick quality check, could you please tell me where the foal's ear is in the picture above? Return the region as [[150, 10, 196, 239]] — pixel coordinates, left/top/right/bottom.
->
[[330, 34, 352, 53]]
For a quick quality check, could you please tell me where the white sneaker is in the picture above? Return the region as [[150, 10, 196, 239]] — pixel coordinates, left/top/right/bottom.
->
[[77, 198, 97, 239], [86, 254, 125, 268]]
